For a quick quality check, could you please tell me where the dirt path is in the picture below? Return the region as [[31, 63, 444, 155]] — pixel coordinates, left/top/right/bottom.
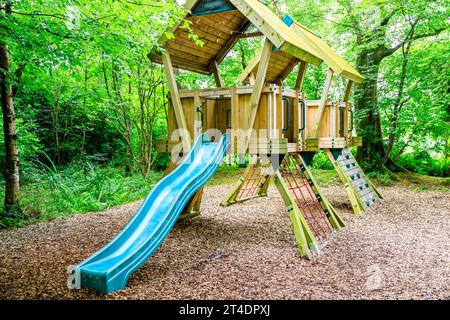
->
[[0, 185, 449, 299]]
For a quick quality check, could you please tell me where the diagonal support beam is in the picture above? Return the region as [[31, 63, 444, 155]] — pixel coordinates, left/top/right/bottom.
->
[[278, 58, 300, 81], [274, 171, 319, 258], [162, 51, 191, 153], [344, 80, 353, 103], [214, 19, 252, 64], [246, 38, 273, 148], [311, 68, 334, 139], [210, 60, 224, 88], [295, 61, 308, 91]]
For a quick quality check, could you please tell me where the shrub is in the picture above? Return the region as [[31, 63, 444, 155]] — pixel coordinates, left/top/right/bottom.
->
[[0, 160, 163, 227], [396, 152, 449, 177]]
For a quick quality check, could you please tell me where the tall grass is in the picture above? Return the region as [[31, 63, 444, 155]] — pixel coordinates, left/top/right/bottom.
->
[[0, 159, 162, 228]]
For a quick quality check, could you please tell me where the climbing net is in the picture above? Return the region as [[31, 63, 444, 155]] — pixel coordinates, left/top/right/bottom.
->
[[236, 160, 272, 201], [279, 155, 333, 242]]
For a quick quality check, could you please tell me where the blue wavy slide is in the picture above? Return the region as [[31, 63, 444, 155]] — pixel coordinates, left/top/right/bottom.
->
[[70, 133, 229, 294]]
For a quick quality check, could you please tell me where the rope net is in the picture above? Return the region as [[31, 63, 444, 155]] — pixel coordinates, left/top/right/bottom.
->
[[279, 155, 333, 242], [236, 161, 272, 201]]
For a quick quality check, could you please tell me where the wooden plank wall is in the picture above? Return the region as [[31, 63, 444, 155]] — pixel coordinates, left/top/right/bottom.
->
[[306, 103, 332, 138], [168, 92, 347, 145]]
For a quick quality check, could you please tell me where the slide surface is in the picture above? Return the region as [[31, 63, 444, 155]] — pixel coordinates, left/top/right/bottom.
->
[[71, 133, 229, 294]]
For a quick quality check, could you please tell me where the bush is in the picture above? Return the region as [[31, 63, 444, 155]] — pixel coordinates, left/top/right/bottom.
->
[[366, 171, 392, 186], [312, 150, 334, 170], [396, 152, 449, 177], [0, 161, 163, 228]]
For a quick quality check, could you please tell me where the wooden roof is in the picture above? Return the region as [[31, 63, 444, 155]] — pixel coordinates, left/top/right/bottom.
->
[[288, 17, 363, 83], [153, 8, 249, 74], [151, 0, 324, 75], [238, 50, 300, 83], [238, 49, 299, 84], [239, 15, 364, 84], [230, 0, 323, 65]]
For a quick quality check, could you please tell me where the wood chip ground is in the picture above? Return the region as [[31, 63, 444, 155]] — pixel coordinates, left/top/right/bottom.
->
[[0, 185, 449, 299]]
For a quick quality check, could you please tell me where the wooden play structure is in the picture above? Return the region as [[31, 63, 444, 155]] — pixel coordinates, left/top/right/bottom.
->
[[151, 0, 382, 258]]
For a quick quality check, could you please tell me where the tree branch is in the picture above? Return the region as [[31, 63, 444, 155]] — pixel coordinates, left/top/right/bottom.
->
[[0, 8, 66, 20], [380, 8, 401, 27], [306, 13, 360, 31], [382, 27, 447, 58], [125, 1, 165, 6]]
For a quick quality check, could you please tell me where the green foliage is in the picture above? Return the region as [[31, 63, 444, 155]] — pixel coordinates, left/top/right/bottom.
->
[[396, 152, 450, 177], [311, 150, 334, 170], [412, 185, 429, 192], [0, 161, 162, 228], [209, 166, 247, 185], [366, 171, 392, 186], [310, 168, 341, 186], [285, 0, 449, 172], [0, 0, 449, 227]]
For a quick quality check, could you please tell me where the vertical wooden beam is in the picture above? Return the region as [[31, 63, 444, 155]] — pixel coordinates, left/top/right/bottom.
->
[[330, 101, 337, 137], [295, 61, 308, 91], [342, 101, 349, 139], [343, 80, 353, 141], [344, 80, 353, 103], [193, 90, 202, 137], [294, 61, 308, 149], [246, 38, 272, 141], [311, 69, 334, 139], [231, 86, 239, 154], [205, 99, 215, 132], [162, 51, 191, 152], [210, 60, 224, 88], [293, 91, 299, 147], [276, 78, 283, 139]]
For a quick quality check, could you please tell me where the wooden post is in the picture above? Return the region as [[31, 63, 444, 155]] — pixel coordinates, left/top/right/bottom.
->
[[344, 80, 353, 103], [293, 61, 308, 150], [330, 101, 337, 137], [210, 60, 224, 88], [343, 81, 353, 141], [246, 38, 272, 145], [276, 78, 283, 139], [161, 51, 191, 152], [311, 69, 334, 139], [295, 61, 308, 91], [194, 90, 202, 137], [274, 171, 319, 258], [231, 86, 239, 154], [293, 92, 299, 148]]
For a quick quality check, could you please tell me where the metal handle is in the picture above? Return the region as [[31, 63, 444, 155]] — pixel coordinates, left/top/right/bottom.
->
[[197, 107, 204, 128], [348, 109, 354, 132], [282, 97, 291, 133], [226, 108, 232, 129], [298, 99, 306, 132]]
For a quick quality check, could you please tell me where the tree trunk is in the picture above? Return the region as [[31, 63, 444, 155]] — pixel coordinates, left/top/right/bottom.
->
[[0, 44, 20, 214], [354, 48, 386, 171]]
